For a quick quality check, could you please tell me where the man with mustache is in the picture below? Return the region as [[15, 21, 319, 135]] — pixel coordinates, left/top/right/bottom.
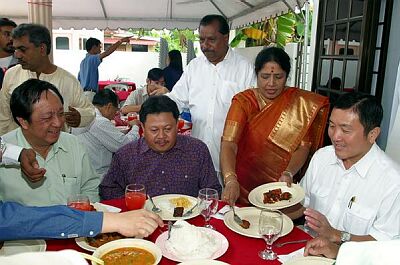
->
[[0, 23, 95, 136], [100, 95, 221, 199], [153, 15, 256, 184], [0, 18, 17, 87]]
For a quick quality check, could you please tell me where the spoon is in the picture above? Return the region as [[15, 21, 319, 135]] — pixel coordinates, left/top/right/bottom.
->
[[182, 202, 198, 217], [147, 195, 162, 213], [80, 252, 104, 265], [231, 206, 244, 226]]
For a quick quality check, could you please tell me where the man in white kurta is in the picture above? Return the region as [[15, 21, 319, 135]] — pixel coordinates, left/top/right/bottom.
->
[[166, 15, 256, 176]]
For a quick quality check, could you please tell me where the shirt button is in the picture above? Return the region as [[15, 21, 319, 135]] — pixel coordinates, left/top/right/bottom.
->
[[184, 175, 188, 179], [61, 233, 65, 237], [162, 188, 166, 191], [89, 231, 94, 236], [161, 171, 165, 174]]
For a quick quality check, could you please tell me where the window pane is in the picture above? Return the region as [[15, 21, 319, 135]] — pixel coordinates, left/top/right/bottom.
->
[[56, 37, 69, 50], [349, 20, 361, 56], [334, 23, 347, 55], [351, 0, 364, 17], [320, 59, 331, 87], [344, 60, 358, 91], [326, 0, 336, 22], [332, 59, 343, 89], [323, 25, 334, 55], [338, 0, 349, 19]]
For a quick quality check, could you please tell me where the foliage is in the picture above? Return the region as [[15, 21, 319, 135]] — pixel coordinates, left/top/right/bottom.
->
[[230, 9, 312, 48]]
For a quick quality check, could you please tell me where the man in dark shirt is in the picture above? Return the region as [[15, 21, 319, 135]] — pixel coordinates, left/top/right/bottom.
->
[[100, 95, 221, 199]]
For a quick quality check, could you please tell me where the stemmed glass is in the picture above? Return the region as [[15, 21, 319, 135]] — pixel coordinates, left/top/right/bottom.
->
[[198, 188, 219, 229], [258, 209, 283, 260]]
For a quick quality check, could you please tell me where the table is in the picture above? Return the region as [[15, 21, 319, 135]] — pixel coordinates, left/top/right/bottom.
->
[[46, 198, 311, 264], [98, 81, 136, 101]]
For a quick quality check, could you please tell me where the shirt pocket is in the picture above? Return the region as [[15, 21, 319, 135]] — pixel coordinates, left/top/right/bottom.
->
[[220, 80, 240, 105], [343, 202, 375, 235], [62, 175, 80, 196]]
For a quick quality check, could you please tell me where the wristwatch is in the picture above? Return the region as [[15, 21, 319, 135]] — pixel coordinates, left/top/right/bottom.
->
[[340, 231, 351, 244]]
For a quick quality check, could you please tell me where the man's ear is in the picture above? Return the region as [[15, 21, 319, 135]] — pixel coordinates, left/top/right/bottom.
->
[[16, 117, 29, 130], [368, 127, 381, 143], [39, 43, 47, 56]]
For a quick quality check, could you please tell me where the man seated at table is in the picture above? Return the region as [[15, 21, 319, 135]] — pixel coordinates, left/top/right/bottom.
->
[[0, 23, 95, 136], [72, 89, 139, 177], [120, 68, 165, 114], [0, 79, 100, 206], [289, 92, 400, 243], [100, 95, 221, 199]]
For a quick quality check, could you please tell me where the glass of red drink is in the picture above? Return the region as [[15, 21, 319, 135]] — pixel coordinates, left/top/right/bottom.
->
[[125, 184, 146, 210], [67, 194, 92, 211], [127, 113, 138, 122]]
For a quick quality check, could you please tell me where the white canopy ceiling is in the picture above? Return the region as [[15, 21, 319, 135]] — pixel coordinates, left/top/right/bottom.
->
[[1, 0, 306, 30]]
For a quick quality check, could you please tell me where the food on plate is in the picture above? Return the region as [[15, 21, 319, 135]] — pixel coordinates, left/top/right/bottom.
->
[[169, 197, 192, 208], [263, 188, 292, 204], [165, 220, 219, 260], [240, 219, 251, 229], [86, 232, 125, 248], [173, 206, 184, 217], [101, 247, 155, 265]]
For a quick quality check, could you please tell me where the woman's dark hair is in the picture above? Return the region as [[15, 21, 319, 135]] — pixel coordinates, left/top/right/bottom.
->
[[139, 95, 179, 124], [199, 14, 229, 35], [255, 47, 291, 77], [168, 50, 183, 72], [85, 37, 101, 52], [92, 88, 119, 108], [10, 79, 64, 126], [333, 92, 383, 136], [12, 24, 52, 55]]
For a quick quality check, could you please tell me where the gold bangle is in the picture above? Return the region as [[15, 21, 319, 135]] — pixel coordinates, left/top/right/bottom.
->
[[223, 171, 237, 181], [225, 178, 238, 186]]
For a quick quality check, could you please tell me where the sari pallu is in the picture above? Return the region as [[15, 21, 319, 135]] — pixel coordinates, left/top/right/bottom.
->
[[223, 88, 329, 203]]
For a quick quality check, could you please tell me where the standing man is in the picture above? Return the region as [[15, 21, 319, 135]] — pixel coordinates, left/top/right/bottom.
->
[[0, 18, 17, 86], [78, 36, 130, 93], [0, 23, 95, 136], [155, 15, 256, 181]]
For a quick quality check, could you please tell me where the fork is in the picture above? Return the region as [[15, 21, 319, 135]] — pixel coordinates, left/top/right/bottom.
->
[[275, 239, 308, 247], [147, 195, 161, 213], [167, 221, 182, 240], [231, 206, 244, 226], [182, 202, 198, 217]]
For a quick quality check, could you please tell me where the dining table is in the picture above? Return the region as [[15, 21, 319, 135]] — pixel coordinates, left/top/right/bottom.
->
[[44, 197, 312, 264], [98, 81, 136, 101]]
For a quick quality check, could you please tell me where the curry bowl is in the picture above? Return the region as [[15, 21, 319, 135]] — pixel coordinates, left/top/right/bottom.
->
[[92, 238, 162, 265]]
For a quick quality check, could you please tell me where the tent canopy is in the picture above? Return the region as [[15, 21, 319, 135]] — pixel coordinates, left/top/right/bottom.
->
[[1, 0, 306, 30]]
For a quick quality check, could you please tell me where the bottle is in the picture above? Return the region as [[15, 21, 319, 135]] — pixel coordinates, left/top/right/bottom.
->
[[181, 107, 191, 122]]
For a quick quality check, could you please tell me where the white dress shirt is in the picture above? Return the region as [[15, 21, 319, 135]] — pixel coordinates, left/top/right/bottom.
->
[[73, 108, 139, 177], [301, 144, 400, 240], [123, 85, 149, 107], [167, 48, 256, 171]]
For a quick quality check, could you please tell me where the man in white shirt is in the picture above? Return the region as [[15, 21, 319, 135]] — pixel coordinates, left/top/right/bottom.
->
[[0, 23, 95, 136], [73, 89, 139, 177], [292, 92, 400, 244], [0, 18, 17, 72], [121, 68, 165, 114], [154, 15, 256, 179]]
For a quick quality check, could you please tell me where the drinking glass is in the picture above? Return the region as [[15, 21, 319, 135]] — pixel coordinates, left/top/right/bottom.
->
[[258, 209, 283, 260], [198, 188, 219, 229], [67, 194, 91, 211], [125, 184, 146, 210]]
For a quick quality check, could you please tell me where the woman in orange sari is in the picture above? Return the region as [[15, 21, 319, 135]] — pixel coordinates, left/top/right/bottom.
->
[[221, 47, 329, 205]]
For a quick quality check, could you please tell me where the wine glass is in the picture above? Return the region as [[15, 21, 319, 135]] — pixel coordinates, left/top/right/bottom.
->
[[198, 188, 219, 229], [258, 209, 283, 260], [125, 184, 146, 210], [67, 194, 91, 211]]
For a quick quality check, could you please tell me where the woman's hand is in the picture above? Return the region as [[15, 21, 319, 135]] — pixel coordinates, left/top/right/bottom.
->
[[222, 178, 240, 205]]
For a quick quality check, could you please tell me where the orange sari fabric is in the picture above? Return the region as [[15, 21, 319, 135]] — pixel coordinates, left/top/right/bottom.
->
[[222, 87, 329, 203]]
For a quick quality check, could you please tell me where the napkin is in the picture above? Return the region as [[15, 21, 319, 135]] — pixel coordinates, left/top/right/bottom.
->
[[277, 247, 305, 263], [212, 205, 235, 220]]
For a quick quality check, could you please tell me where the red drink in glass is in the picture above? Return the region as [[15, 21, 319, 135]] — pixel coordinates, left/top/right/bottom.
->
[[127, 113, 138, 121], [125, 184, 146, 210], [67, 194, 92, 211]]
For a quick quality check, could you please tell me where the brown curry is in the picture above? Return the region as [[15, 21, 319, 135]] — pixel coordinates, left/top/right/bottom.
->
[[101, 247, 155, 265]]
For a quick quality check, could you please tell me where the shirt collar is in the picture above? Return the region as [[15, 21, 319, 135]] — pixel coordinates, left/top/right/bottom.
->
[[200, 47, 233, 65], [138, 135, 184, 155]]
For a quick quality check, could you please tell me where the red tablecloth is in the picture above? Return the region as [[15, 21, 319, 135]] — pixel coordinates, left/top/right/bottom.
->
[[98, 81, 136, 101], [46, 199, 311, 264]]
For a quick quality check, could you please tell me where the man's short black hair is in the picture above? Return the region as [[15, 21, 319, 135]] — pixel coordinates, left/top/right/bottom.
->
[[10, 79, 64, 126], [0, 18, 17, 28], [85, 37, 101, 52], [139, 95, 179, 124], [147, 68, 164, 81], [199, 14, 229, 35], [12, 23, 52, 55], [333, 92, 383, 136], [92, 89, 119, 108]]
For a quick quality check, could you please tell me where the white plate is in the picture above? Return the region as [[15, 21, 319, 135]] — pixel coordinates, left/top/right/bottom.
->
[[223, 207, 293, 238], [248, 182, 305, 209], [75, 202, 122, 251], [0, 240, 46, 256], [144, 194, 200, 221], [155, 228, 229, 263], [179, 260, 229, 265], [283, 256, 335, 265]]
